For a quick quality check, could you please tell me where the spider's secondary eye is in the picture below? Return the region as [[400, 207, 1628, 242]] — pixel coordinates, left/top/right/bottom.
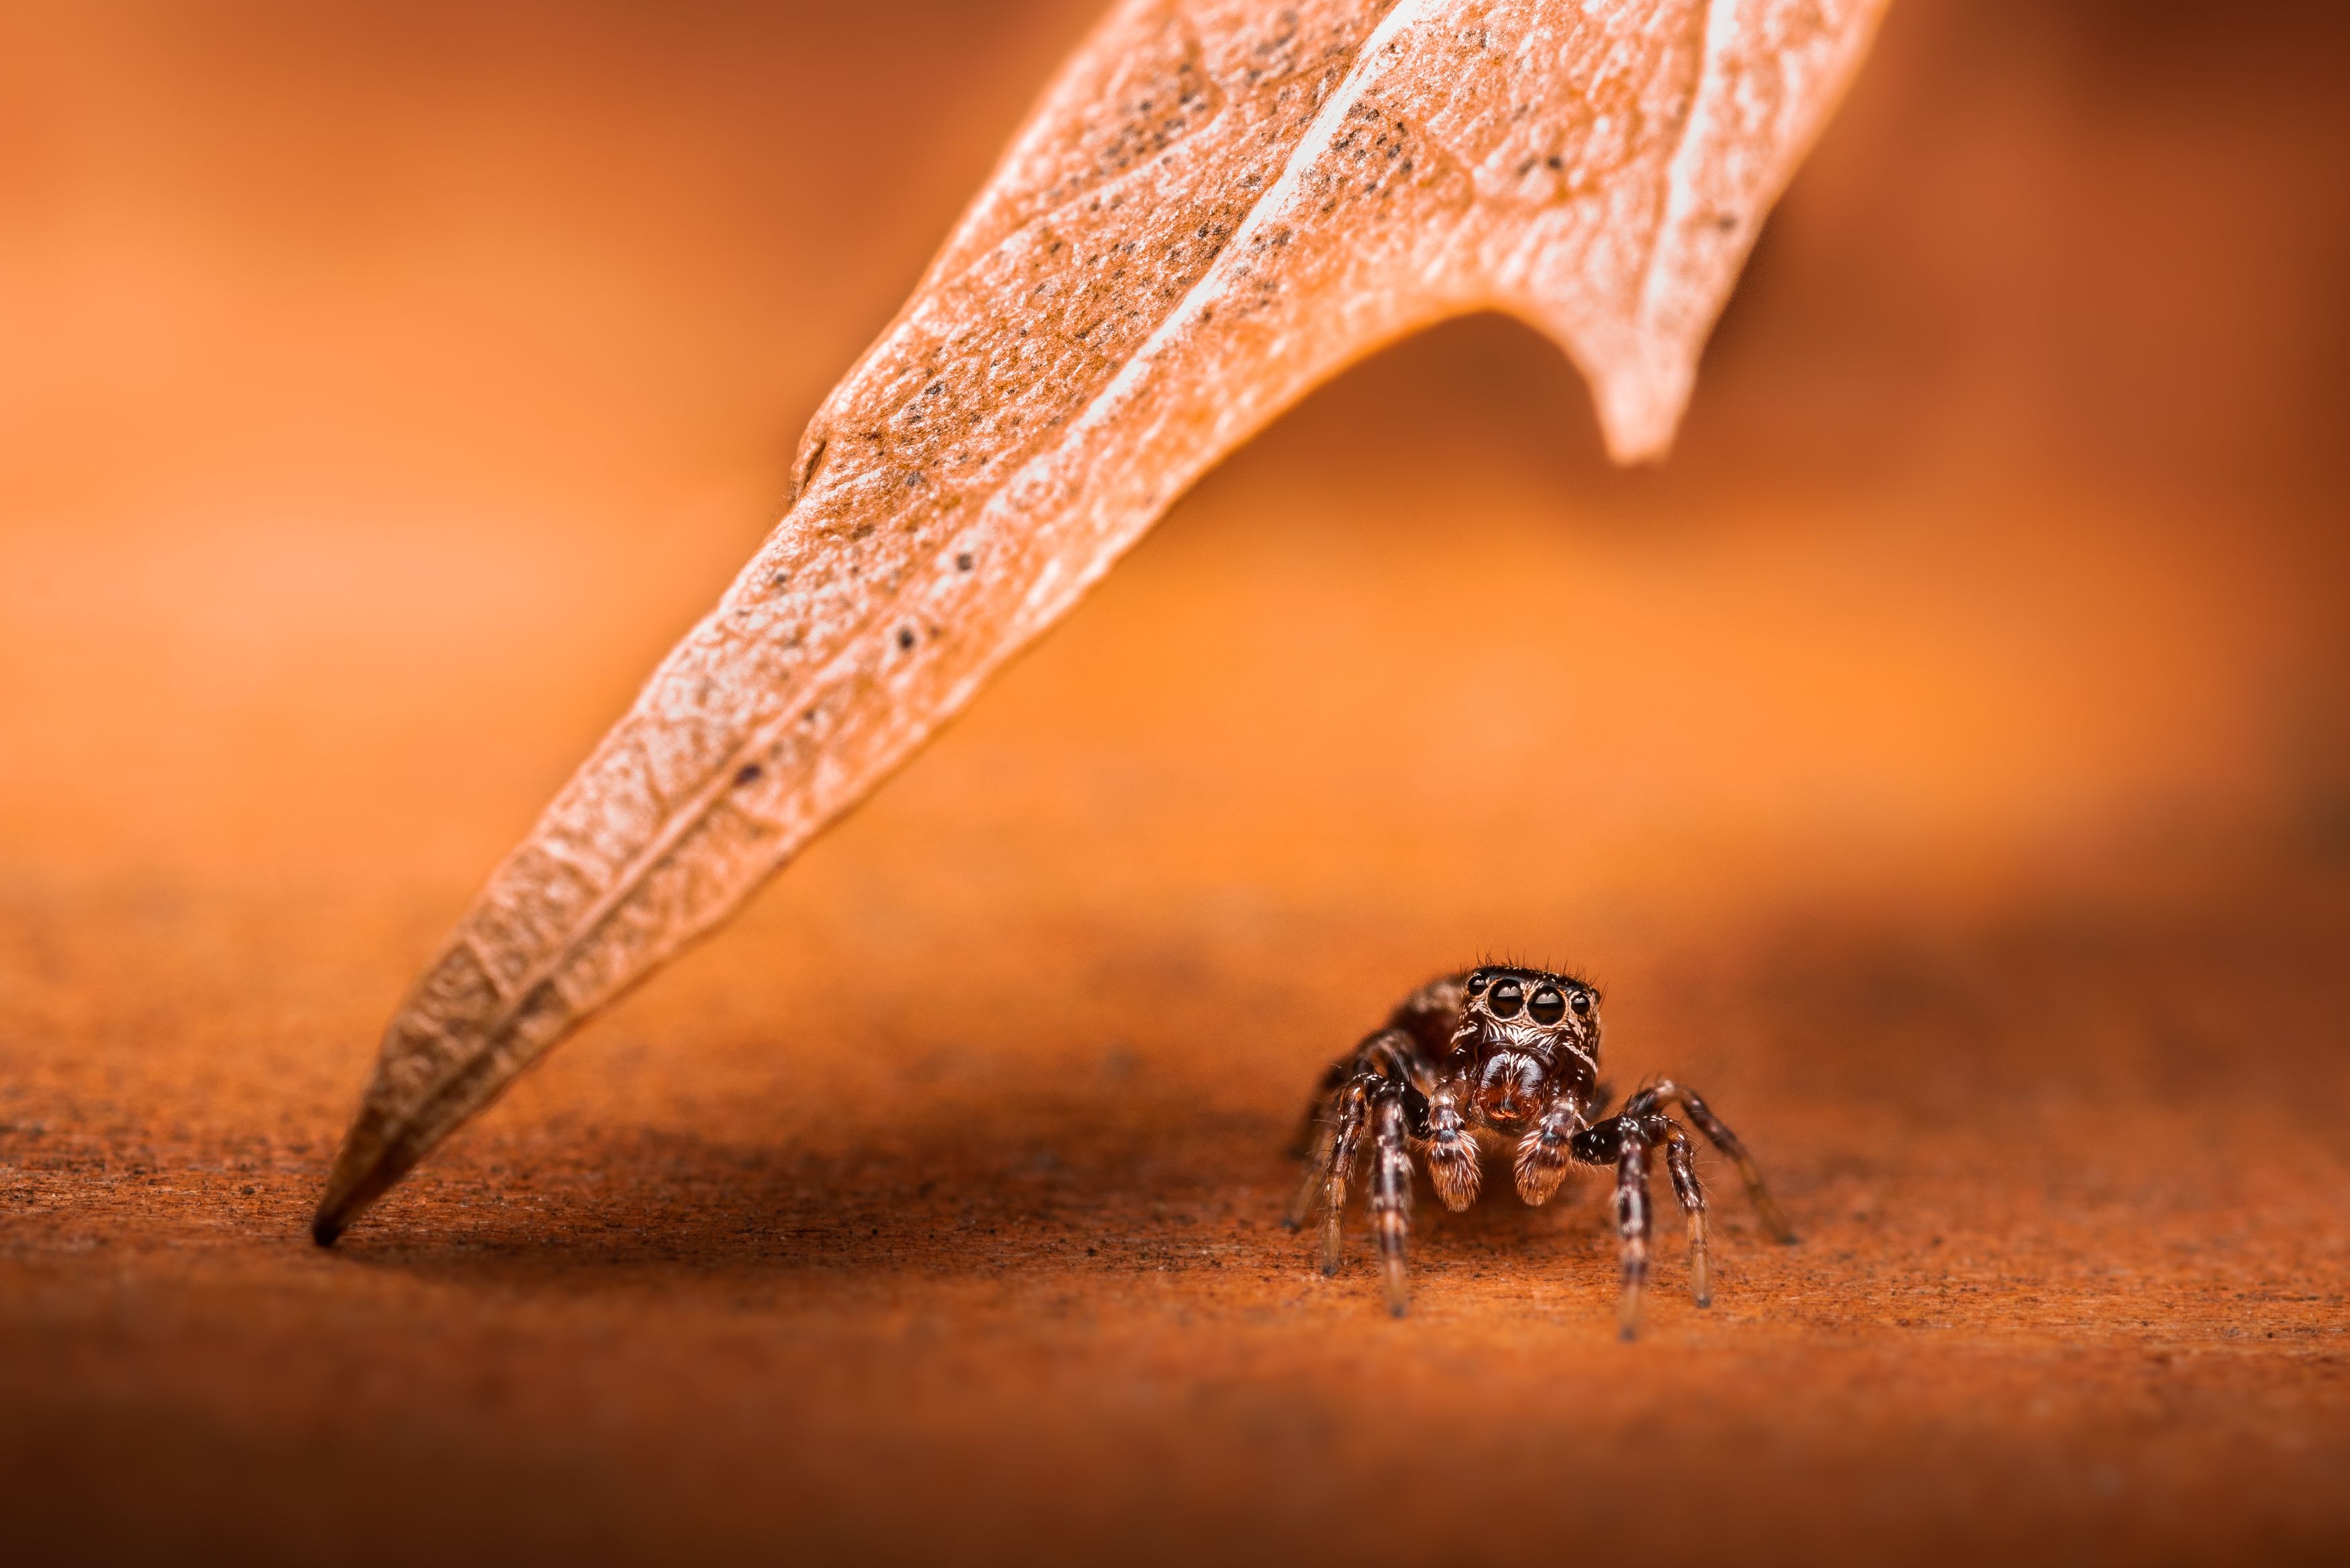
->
[[1528, 986, 1565, 1025], [1465, 972, 1488, 996], [1488, 979, 1524, 1018], [1569, 989, 1593, 1017]]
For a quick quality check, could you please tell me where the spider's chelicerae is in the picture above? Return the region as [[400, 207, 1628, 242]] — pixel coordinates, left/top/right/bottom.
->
[[1286, 966, 1797, 1333]]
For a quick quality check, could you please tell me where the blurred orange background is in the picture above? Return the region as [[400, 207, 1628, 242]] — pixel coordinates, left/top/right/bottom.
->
[[5, 0, 2343, 901], [3, 1, 2347, 1563]]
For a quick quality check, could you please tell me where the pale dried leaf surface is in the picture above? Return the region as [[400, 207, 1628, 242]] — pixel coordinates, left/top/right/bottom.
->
[[316, 0, 1889, 1240]]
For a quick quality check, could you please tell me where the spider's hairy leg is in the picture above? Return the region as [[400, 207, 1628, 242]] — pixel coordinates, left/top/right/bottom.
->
[[1623, 1079, 1797, 1243], [1284, 1063, 1348, 1232], [1368, 1089, 1415, 1316], [1316, 1075, 1374, 1275], [1662, 1122, 1711, 1308], [1285, 1118, 1336, 1233], [1284, 1028, 1415, 1232], [1286, 1057, 1352, 1162], [1609, 1123, 1656, 1339], [1288, 1024, 1429, 1241], [1283, 991, 1450, 1308], [1568, 1114, 1662, 1338]]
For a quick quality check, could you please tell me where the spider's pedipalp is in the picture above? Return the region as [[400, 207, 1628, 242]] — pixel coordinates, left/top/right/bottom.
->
[[1425, 1093, 1480, 1212], [1513, 1098, 1583, 1204]]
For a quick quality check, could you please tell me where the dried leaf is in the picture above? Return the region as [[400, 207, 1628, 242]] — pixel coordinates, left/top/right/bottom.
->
[[315, 0, 1888, 1242]]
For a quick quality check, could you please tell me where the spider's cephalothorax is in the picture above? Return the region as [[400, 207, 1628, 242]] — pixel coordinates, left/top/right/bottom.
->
[[1285, 966, 1797, 1333]]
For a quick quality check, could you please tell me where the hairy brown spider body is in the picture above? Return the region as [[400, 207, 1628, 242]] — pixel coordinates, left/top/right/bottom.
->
[[1286, 967, 1797, 1332]]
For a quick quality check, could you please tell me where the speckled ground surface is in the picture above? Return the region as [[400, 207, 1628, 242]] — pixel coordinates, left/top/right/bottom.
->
[[4, 1, 2348, 1563], [7, 848, 2350, 1565]]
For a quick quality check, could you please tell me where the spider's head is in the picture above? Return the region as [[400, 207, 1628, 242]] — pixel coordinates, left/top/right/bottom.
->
[[1452, 967, 1601, 1132]]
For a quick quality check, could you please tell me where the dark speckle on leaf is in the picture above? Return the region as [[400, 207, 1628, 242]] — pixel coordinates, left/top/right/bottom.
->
[[733, 764, 763, 788], [897, 626, 918, 651]]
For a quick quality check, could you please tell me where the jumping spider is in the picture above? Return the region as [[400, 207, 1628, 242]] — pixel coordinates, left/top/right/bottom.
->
[[1286, 967, 1796, 1334]]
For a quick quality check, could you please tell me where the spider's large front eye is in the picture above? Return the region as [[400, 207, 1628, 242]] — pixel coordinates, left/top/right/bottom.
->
[[1488, 978, 1524, 1018], [1528, 985, 1565, 1025], [1569, 989, 1593, 1017], [1465, 972, 1488, 997]]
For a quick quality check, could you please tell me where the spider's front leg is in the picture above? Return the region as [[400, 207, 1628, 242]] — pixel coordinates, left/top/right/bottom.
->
[[1570, 1114, 1659, 1339], [1288, 1029, 1410, 1241], [1662, 1123, 1711, 1308], [1573, 1080, 1793, 1334], [1285, 1069, 1374, 1273], [1368, 1087, 1415, 1316], [1621, 1079, 1797, 1243], [1284, 1025, 1440, 1291]]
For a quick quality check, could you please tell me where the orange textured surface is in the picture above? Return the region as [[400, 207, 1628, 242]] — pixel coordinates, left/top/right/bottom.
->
[[3, 1, 2348, 1563]]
